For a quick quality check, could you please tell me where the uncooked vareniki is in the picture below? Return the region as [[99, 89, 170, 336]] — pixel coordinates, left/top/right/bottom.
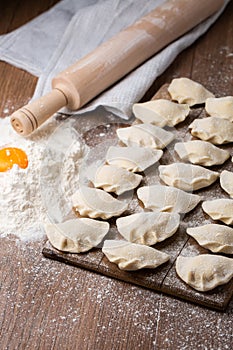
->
[[168, 77, 214, 106], [102, 239, 170, 271], [45, 218, 109, 253], [187, 224, 233, 254], [220, 170, 233, 198], [116, 124, 175, 149], [205, 96, 233, 122], [176, 255, 233, 291], [159, 163, 219, 191], [137, 185, 201, 214], [116, 212, 180, 245], [132, 99, 190, 127], [174, 140, 230, 166], [93, 164, 142, 195], [71, 187, 128, 219], [202, 199, 233, 225], [189, 117, 233, 144], [106, 146, 162, 172]]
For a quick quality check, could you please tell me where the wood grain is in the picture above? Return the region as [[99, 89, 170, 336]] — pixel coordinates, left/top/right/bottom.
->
[[1, 1, 233, 349]]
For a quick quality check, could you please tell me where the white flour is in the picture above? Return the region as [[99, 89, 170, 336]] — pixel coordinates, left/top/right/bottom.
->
[[0, 117, 87, 242]]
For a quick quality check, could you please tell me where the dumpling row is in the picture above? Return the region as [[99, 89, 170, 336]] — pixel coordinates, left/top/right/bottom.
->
[[63, 91, 178, 260], [166, 79, 233, 292]]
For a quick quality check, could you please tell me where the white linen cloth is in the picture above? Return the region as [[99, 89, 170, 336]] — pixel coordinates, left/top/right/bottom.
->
[[0, 0, 229, 119]]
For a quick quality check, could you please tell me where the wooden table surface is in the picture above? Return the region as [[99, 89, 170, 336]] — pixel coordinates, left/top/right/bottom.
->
[[0, 1, 233, 349]]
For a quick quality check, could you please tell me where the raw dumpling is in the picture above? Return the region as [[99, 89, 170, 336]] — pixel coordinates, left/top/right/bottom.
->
[[174, 140, 230, 166], [71, 187, 128, 219], [93, 164, 142, 195], [102, 239, 170, 271], [220, 170, 233, 198], [116, 212, 180, 245], [168, 77, 214, 106], [176, 255, 233, 291], [116, 124, 175, 149], [202, 199, 233, 225], [159, 163, 219, 191], [205, 96, 233, 121], [45, 218, 109, 253], [187, 224, 233, 254], [189, 117, 233, 144], [132, 99, 190, 127], [106, 146, 163, 172], [137, 185, 201, 214]]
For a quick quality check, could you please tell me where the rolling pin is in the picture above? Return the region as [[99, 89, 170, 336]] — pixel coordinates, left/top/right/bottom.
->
[[10, 0, 224, 136]]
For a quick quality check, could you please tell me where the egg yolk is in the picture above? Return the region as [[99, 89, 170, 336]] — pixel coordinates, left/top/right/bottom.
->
[[0, 147, 28, 172]]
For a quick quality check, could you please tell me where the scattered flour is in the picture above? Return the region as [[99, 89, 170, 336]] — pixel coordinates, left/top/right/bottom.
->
[[0, 117, 87, 242]]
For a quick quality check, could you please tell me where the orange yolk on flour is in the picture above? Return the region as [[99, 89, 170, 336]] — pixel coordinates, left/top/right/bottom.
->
[[0, 147, 28, 172]]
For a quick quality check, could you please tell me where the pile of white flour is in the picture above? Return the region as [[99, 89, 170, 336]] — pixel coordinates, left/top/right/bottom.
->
[[0, 117, 87, 242]]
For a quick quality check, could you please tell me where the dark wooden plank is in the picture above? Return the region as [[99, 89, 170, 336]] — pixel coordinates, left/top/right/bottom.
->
[[43, 223, 188, 291], [162, 237, 233, 311], [43, 241, 104, 271], [98, 226, 187, 291], [42, 83, 233, 311], [43, 221, 232, 311]]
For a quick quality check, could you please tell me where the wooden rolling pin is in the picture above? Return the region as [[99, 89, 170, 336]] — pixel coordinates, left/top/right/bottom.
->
[[10, 0, 224, 136]]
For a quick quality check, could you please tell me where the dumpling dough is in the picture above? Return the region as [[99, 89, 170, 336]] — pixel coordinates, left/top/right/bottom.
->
[[106, 146, 163, 172], [168, 77, 214, 106], [159, 163, 219, 191], [202, 199, 233, 225], [93, 164, 142, 195], [132, 99, 190, 127], [189, 117, 233, 144], [205, 96, 233, 122], [71, 187, 128, 219], [137, 185, 201, 214], [220, 170, 233, 198], [45, 218, 109, 253], [174, 140, 230, 166], [116, 124, 175, 150], [187, 224, 233, 254], [176, 255, 233, 291], [116, 212, 180, 245], [102, 239, 170, 271]]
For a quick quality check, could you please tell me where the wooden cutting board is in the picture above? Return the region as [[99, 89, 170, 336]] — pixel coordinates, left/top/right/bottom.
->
[[42, 84, 233, 311]]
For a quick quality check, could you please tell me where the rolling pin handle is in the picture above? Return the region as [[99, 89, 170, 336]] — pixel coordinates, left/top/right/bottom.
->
[[10, 88, 67, 136]]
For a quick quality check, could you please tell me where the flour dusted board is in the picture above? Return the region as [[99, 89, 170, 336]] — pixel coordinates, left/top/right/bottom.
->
[[43, 85, 233, 311]]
